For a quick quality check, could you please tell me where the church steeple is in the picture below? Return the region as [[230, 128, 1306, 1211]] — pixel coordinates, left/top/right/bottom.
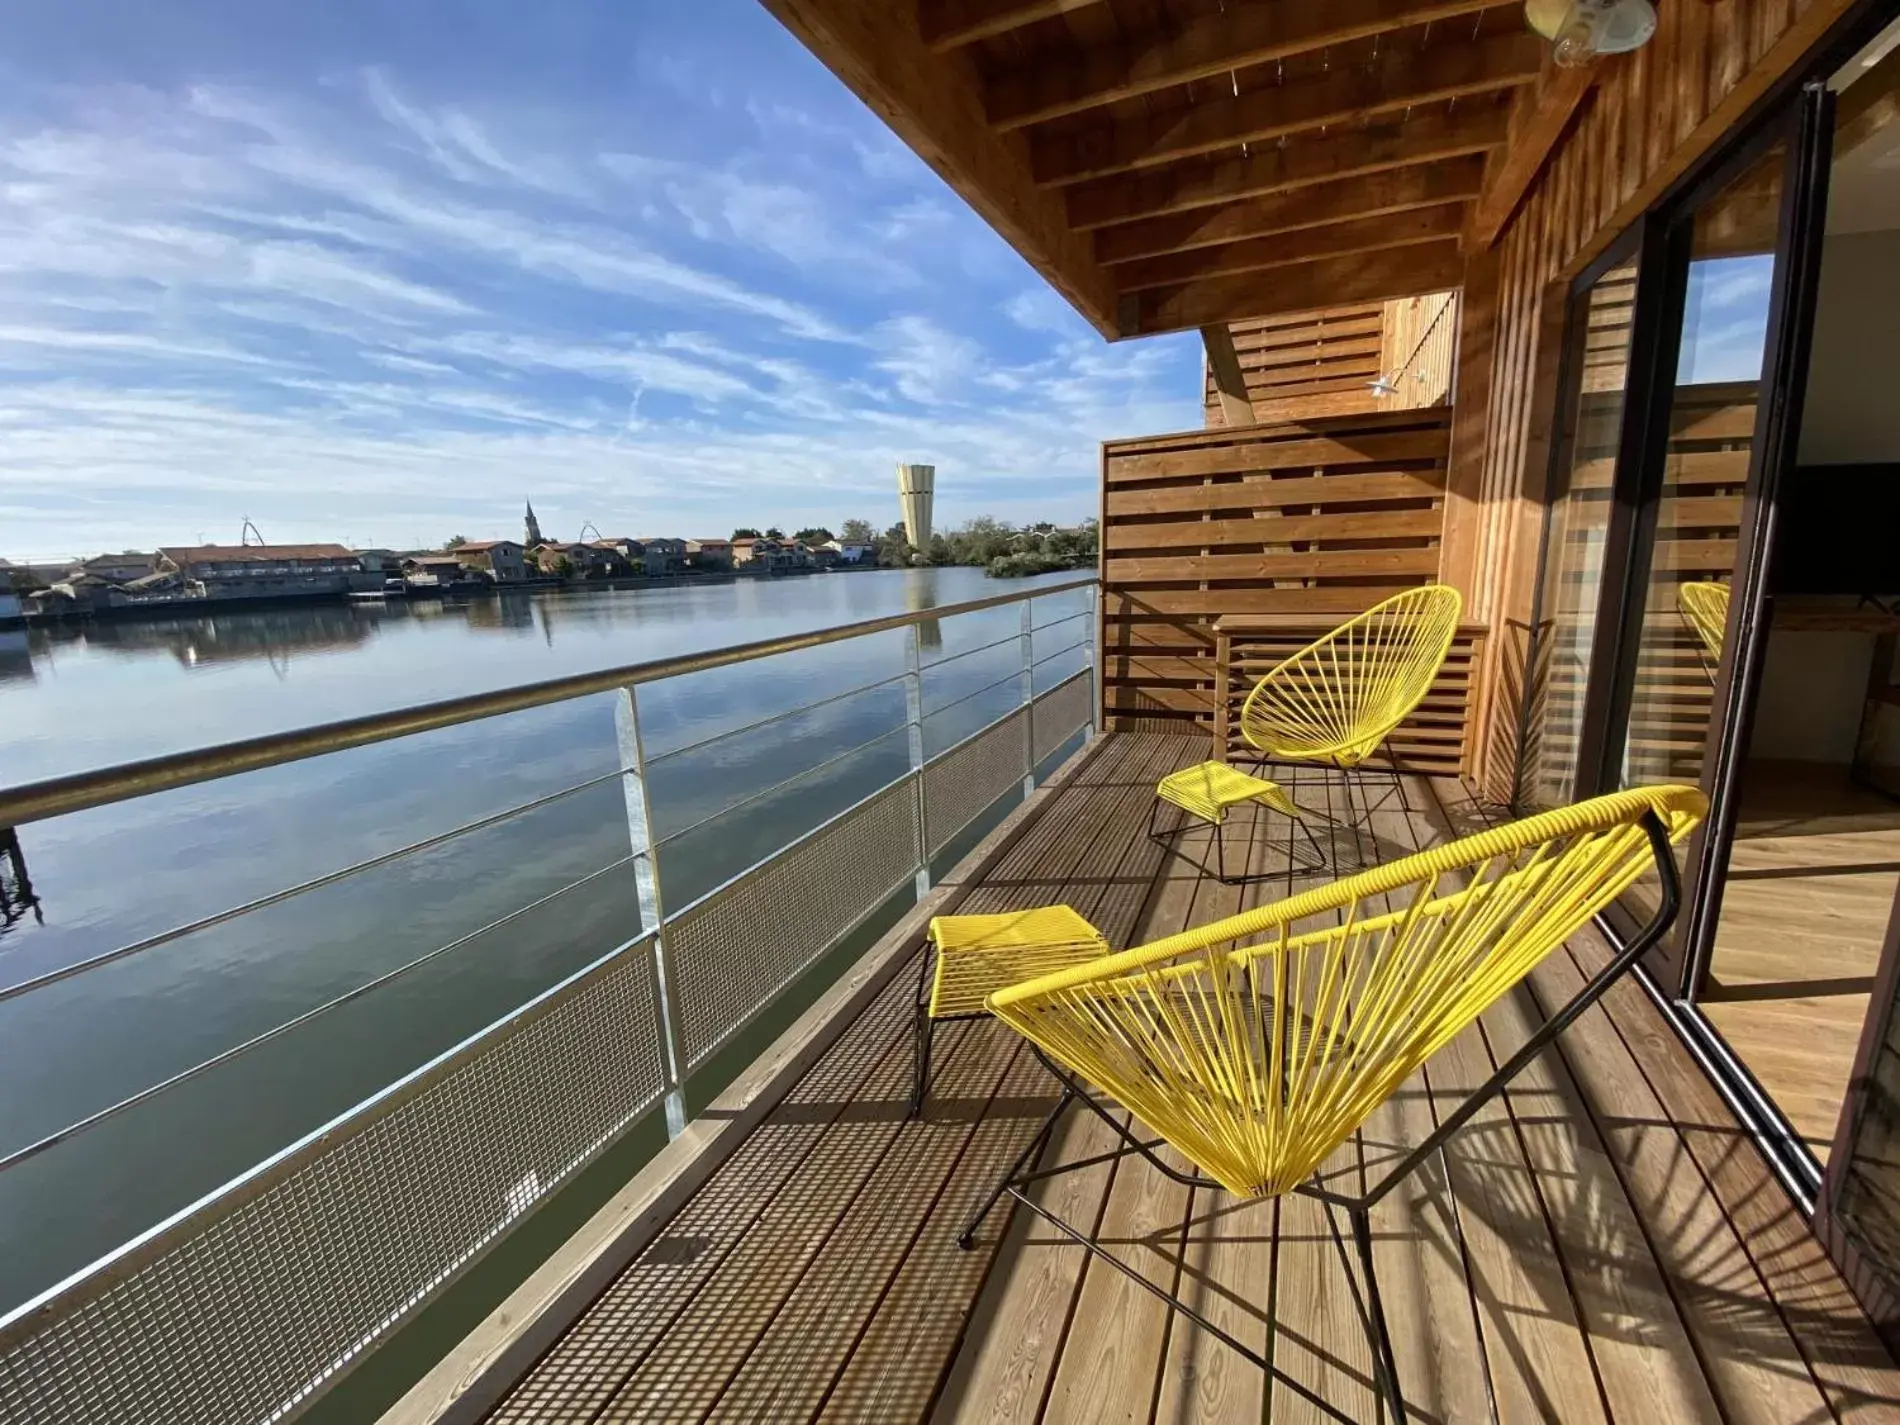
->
[[524, 500, 544, 548]]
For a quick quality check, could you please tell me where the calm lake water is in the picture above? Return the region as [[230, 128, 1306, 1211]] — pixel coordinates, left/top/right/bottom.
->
[[0, 567, 1091, 1314]]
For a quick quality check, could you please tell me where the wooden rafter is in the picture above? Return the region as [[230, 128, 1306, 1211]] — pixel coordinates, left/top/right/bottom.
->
[[1128, 241, 1467, 335], [1095, 157, 1488, 264], [983, 0, 1503, 131], [1116, 205, 1467, 293], [1032, 33, 1542, 187], [1068, 100, 1511, 231], [1464, 61, 1597, 251], [1200, 325, 1255, 426], [920, 0, 1107, 52]]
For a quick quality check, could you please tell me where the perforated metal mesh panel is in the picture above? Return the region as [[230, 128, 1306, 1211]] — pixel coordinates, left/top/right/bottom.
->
[[1033, 671, 1093, 766], [670, 778, 921, 1069], [924, 707, 1029, 857], [0, 934, 668, 1425]]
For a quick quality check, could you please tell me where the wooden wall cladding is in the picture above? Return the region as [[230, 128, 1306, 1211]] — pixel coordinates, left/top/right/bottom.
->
[[1202, 304, 1384, 427], [1101, 406, 1465, 763], [1454, 0, 1853, 801], [1204, 293, 1458, 427]]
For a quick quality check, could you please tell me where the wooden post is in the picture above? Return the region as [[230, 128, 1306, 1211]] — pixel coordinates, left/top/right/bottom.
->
[[1213, 631, 1233, 763], [1200, 324, 1254, 427]]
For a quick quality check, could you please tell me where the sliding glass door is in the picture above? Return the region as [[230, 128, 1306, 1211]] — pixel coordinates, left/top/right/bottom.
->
[[1517, 259, 1639, 812]]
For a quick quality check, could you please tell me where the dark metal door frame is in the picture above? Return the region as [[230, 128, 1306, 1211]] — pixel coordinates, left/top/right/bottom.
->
[[1676, 82, 1839, 1002]]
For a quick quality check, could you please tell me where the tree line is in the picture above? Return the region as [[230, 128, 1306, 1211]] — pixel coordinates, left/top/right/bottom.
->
[[846, 515, 1098, 578]]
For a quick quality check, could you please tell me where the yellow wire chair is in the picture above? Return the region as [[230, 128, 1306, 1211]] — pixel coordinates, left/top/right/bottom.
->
[[956, 783, 1706, 1420], [1237, 584, 1463, 845], [1678, 580, 1730, 684]]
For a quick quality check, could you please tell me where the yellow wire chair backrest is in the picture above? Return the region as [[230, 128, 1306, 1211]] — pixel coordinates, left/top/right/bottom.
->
[[988, 784, 1706, 1199], [1678, 581, 1729, 663], [1238, 584, 1463, 768]]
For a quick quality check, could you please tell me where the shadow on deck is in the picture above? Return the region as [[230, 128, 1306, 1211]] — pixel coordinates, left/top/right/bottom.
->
[[470, 733, 1900, 1425]]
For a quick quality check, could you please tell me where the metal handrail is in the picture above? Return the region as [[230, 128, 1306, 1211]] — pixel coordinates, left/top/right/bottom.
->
[[0, 851, 642, 1176], [653, 724, 907, 848], [0, 575, 1097, 828], [0, 766, 633, 1007], [643, 670, 910, 766]]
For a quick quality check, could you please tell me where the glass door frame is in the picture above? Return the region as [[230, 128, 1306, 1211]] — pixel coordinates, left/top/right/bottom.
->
[[1524, 87, 1837, 1001]]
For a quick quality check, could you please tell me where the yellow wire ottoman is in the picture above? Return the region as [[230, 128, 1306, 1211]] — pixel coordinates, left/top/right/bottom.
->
[[909, 905, 1107, 1116], [1147, 760, 1324, 883]]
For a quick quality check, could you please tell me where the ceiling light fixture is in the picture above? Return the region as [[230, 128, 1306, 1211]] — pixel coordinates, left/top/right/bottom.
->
[[1524, 0, 1657, 68]]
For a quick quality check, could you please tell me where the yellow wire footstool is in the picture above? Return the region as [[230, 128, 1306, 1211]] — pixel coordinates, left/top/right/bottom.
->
[[909, 905, 1108, 1116], [1147, 760, 1323, 883]]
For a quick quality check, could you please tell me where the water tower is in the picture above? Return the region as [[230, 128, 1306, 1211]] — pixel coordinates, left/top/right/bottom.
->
[[896, 463, 935, 549]]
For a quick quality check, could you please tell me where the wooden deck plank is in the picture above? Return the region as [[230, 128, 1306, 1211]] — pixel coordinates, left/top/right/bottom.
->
[[477, 738, 1900, 1425], [1270, 764, 1380, 1425], [589, 1020, 975, 1421], [1044, 782, 1270, 1425], [1149, 801, 1275, 1425], [1426, 777, 1847, 1425], [710, 1026, 1030, 1420], [802, 737, 1188, 1423], [1359, 768, 1610, 1425], [641, 738, 1184, 1422], [1523, 943, 1844, 1424], [1348, 769, 1499, 1425], [930, 737, 1206, 1423], [817, 1038, 1055, 1422], [487, 970, 920, 1424], [1400, 775, 1723, 1425]]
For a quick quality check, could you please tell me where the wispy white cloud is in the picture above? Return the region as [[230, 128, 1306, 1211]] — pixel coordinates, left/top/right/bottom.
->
[[0, 22, 1199, 561]]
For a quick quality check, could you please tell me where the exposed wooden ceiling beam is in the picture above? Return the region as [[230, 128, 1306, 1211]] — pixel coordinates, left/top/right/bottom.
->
[[984, 0, 1504, 132], [1095, 157, 1487, 264], [757, 0, 1120, 336], [920, 0, 1108, 52], [1069, 100, 1510, 231], [1201, 325, 1256, 425], [1463, 61, 1597, 251], [1115, 204, 1468, 293], [1033, 32, 1541, 187], [1126, 241, 1468, 336]]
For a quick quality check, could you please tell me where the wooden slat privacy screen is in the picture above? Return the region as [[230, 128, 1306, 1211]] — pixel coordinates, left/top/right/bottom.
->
[[1101, 406, 1480, 774], [1204, 292, 1458, 427]]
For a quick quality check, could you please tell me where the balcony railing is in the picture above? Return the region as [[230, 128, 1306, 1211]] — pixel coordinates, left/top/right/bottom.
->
[[0, 574, 1098, 1425]]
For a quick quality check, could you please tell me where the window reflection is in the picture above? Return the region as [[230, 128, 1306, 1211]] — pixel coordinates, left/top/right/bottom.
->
[[1519, 263, 1637, 810]]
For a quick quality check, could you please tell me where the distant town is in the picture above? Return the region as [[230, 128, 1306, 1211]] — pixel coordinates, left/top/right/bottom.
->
[[0, 501, 1098, 626]]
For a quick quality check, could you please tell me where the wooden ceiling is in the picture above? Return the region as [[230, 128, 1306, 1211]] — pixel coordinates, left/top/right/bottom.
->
[[761, 0, 1558, 339]]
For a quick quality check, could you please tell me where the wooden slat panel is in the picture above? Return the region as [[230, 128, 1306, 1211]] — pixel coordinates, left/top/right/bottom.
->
[[1112, 470, 1446, 515], [1102, 405, 1474, 767], [1105, 509, 1444, 551]]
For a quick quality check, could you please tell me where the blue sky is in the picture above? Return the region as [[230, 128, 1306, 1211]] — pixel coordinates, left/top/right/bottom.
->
[[0, 0, 1200, 560]]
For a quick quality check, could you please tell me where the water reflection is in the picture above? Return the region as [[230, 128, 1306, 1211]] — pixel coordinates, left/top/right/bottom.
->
[[0, 569, 1092, 1310], [0, 628, 30, 685], [0, 829, 41, 934]]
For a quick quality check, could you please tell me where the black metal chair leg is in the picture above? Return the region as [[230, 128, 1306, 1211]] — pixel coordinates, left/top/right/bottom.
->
[[907, 945, 934, 1119], [956, 1086, 1074, 1248], [1351, 1206, 1407, 1423]]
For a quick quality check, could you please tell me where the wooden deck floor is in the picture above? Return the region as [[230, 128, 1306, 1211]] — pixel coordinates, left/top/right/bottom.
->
[[483, 733, 1900, 1424], [1701, 762, 1900, 1163]]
